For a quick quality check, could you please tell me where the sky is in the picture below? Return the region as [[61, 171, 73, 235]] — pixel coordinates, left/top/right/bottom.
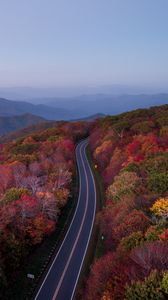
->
[[0, 0, 168, 89]]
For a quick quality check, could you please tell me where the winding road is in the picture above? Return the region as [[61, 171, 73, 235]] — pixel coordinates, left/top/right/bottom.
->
[[34, 140, 97, 300]]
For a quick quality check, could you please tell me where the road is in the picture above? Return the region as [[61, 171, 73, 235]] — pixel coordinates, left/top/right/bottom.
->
[[34, 140, 97, 300]]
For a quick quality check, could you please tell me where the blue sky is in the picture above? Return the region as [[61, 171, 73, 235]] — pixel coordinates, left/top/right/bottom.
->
[[0, 0, 168, 88]]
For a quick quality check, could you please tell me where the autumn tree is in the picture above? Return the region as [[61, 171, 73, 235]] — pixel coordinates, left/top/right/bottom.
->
[[150, 198, 168, 220], [106, 171, 141, 201], [0, 165, 13, 195]]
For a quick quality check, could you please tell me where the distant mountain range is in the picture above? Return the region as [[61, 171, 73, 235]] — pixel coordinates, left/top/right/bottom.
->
[[0, 85, 168, 100], [0, 94, 168, 122], [0, 97, 71, 120], [43, 93, 168, 116], [0, 92, 168, 141], [0, 113, 45, 136]]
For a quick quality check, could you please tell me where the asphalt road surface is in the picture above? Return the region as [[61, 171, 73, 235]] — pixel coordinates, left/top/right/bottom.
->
[[34, 140, 97, 300]]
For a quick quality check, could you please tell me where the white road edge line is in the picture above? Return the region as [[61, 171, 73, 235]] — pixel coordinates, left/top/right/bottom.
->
[[34, 141, 85, 300], [70, 143, 97, 300]]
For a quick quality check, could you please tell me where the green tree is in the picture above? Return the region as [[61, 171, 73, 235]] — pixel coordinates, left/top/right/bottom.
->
[[148, 173, 168, 194], [126, 270, 164, 300]]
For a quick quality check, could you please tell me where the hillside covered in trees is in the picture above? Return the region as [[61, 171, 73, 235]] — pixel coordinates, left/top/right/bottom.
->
[[0, 120, 88, 297], [85, 104, 168, 300], [0, 113, 46, 136], [0, 104, 168, 300]]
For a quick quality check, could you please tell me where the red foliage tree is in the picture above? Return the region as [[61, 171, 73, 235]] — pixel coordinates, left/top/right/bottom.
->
[[128, 241, 168, 281], [0, 165, 13, 194], [113, 209, 150, 243], [93, 140, 114, 171], [99, 196, 136, 250], [103, 148, 127, 186], [85, 252, 115, 300]]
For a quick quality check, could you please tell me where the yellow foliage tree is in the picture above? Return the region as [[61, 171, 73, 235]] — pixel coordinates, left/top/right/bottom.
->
[[151, 198, 168, 219]]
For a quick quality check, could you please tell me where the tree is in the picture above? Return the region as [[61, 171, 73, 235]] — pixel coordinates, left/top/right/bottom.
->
[[148, 173, 168, 194], [126, 134, 160, 164], [94, 140, 114, 171], [89, 127, 105, 152], [106, 172, 141, 201], [142, 153, 168, 175], [26, 214, 55, 245], [131, 120, 155, 135], [29, 161, 42, 176], [54, 188, 70, 208], [160, 126, 168, 137], [118, 231, 144, 252], [36, 191, 59, 220], [0, 121, 79, 296], [127, 139, 142, 157], [99, 195, 136, 250], [2, 187, 30, 204], [129, 241, 168, 279], [10, 161, 26, 188], [160, 229, 168, 241], [145, 223, 165, 242], [85, 253, 116, 300], [21, 175, 41, 194], [150, 198, 168, 219], [126, 270, 164, 300], [113, 210, 150, 243], [112, 120, 130, 139], [15, 194, 38, 224], [0, 203, 17, 231], [0, 165, 13, 194], [49, 163, 72, 190], [103, 148, 127, 185]]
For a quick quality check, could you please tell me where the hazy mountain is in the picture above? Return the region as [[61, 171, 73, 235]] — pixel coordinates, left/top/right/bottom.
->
[[0, 94, 168, 122], [0, 113, 46, 136], [72, 113, 105, 122], [38, 93, 168, 116], [0, 85, 168, 100], [0, 98, 73, 120]]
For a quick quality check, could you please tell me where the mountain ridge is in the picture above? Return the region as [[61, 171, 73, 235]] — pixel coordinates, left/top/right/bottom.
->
[[0, 97, 71, 120], [0, 113, 46, 136], [0, 94, 168, 121]]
